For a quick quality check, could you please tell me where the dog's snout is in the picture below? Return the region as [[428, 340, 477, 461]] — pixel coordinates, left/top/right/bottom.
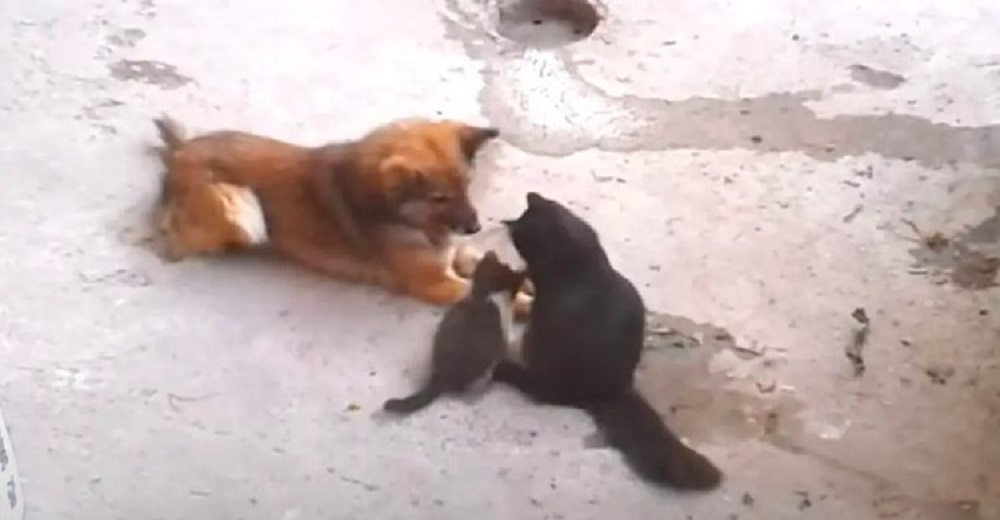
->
[[454, 219, 480, 235], [448, 200, 481, 235]]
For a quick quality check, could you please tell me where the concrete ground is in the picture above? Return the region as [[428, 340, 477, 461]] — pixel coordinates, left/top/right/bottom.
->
[[1, 0, 998, 518]]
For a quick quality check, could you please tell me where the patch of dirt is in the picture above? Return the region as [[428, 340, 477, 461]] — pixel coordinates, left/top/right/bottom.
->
[[848, 64, 906, 90], [903, 214, 1000, 290], [105, 27, 146, 48], [108, 59, 192, 90]]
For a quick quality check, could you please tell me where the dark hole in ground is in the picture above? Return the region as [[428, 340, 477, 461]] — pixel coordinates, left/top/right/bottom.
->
[[496, 0, 600, 48]]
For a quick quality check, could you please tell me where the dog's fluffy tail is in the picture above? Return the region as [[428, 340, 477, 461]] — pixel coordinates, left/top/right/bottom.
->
[[153, 114, 186, 152], [150, 115, 187, 204], [585, 388, 723, 491], [383, 385, 442, 415]]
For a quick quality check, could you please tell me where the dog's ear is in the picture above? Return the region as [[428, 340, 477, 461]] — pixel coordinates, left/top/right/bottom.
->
[[456, 125, 500, 162], [380, 155, 428, 201]]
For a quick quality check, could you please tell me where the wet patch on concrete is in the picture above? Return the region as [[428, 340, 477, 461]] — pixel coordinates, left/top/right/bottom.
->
[[439, 2, 1000, 167], [482, 54, 999, 166], [904, 212, 1000, 290], [848, 64, 906, 90], [638, 311, 806, 445], [108, 59, 192, 90]]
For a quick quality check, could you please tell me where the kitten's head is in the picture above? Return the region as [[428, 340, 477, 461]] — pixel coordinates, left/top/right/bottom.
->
[[469, 250, 526, 299], [501, 192, 605, 276]]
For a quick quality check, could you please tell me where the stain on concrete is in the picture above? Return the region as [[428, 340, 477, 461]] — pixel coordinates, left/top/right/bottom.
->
[[962, 206, 1000, 245], [950, 250, 1000, 289], [848, 64, 906, 90], [439, 1, 1000, 167], [638, 311, 805, 445], [105, 28, 146, 48], [635, 311, 970, 517], [907, 210, 1000, 289], [880, 498, 982, 520], [108, 59, 192, 90]]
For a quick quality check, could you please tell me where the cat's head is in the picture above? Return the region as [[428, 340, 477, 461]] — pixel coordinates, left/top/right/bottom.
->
[[470, 250, 526, 299], [501, 192, 605, 276]]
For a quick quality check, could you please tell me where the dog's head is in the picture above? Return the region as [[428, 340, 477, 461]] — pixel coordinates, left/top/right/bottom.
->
[[369, 120, 499, 235], [502, 192, 605, 275]]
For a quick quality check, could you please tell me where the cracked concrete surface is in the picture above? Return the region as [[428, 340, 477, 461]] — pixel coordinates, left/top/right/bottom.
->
[[1, 0, 999, 518]]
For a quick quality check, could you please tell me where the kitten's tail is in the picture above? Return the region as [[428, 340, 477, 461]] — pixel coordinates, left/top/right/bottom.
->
[[383, 385, 442, 415], [584, 388, 723, 491]]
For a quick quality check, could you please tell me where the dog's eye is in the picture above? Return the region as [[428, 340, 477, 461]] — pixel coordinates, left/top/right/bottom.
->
[[430, 193, 451, 203]]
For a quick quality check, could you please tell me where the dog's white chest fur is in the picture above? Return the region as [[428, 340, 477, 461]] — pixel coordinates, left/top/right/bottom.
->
[[214, 183, 268, 245]]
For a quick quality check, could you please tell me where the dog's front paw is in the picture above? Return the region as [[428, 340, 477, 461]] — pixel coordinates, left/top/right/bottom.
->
[[411, 276, 470, 306], [452, 243, 483, 279], [513, 292, 533, 323]]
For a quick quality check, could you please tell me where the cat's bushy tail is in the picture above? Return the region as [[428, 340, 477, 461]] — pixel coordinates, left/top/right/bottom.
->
[[585, 388, 722, 490]]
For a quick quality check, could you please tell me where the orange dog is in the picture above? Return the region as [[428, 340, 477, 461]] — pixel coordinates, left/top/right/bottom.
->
[[150, 115, 504, 306]]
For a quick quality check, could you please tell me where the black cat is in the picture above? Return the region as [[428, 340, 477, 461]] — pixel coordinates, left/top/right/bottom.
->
[[495, 192, 722, 490], [383, 251, 525, 415]]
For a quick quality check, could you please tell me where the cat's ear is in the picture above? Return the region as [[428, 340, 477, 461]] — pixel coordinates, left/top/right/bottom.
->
[[526, 192, 546, 207]]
